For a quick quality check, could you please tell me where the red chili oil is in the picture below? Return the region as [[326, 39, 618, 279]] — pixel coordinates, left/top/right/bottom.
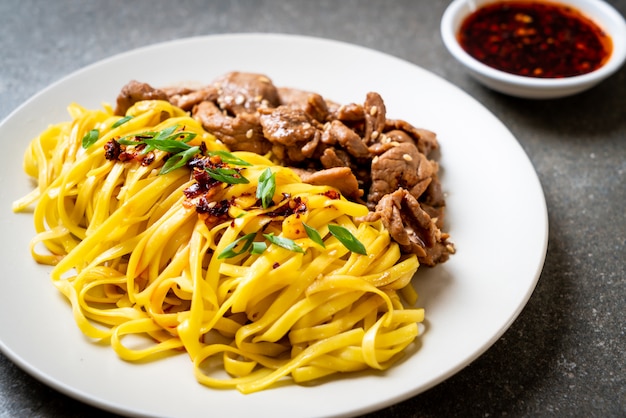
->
[[458, 1, 613, 78]]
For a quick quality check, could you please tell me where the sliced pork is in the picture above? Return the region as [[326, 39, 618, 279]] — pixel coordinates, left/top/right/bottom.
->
[[113, 72, 455, 266]]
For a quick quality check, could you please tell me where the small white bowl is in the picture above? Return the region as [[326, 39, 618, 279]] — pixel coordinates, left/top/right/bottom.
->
[[441, 0, 626, 99]]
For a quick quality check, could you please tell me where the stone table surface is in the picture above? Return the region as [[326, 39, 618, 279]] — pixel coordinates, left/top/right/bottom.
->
[[0, 1, 624, 417]]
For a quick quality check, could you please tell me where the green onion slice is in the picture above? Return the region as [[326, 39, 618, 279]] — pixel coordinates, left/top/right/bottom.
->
[[303, 223, 325, 248], [160, 146, 200, 175], [205, 167, 250, 184], [217, 233, 256, 259], [81, 129, 100, 149], [257, 168, 276, 209], [208, 150, 252, 166], [263, 233, 304, 253], [111, 115, 134, 129], [251, 241, 268, 255], [328, 224, 367, 255]]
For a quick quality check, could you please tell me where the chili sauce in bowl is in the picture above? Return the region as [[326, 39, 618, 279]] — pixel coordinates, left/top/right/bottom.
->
[[441, 0, 626, 98], [458, 1, 612, 78]]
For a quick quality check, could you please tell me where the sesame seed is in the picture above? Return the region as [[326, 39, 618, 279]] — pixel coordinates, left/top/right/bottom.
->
[[246, 129, 254, 139], [402, 153, 413, 162], [372, 156, 379, 163], [381, 135, 390, 144], [235, 94, 245, 105], [371, 130, 379, 140], [390, 141, 400, 147], [370, 106, 378, 116], [302, 122, 311, 130]]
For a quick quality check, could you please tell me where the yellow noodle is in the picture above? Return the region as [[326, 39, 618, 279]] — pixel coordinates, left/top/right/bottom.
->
[[14, 99, 425, 393]]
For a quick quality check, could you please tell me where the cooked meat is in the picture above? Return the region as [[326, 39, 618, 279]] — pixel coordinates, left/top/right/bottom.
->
[[211, 72, 280, 115], [292, 167, 363, 201], [368, 129, 415, 155], [114, 80, 169, 116], [322, 120, 370, 159], [277, 87, 312, 107], [193, 100, 271, 155], [420, 176, 447, 229], [303, 93, 330, 123], [363, 92, 387, 145], [385, 120, 439, 157], [360, 189, 453, 267], [319, 147, 351, 168], [278, 87, 330, 122], [333, 102, 365, 122], [114, 71, 454, 266], [165, 85, 219, 111], [259, 106, 321, 163], [259, 106, 318, 147], [367, 142, 437, 207], [384, 129, 415, 144]]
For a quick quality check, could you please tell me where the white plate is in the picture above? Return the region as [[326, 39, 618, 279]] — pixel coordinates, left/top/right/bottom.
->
[[0, 34, 548, 418]]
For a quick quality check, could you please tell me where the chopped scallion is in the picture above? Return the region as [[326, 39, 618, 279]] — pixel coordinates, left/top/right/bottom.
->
[[263, 233, 304, 253], [111, 115, 134, 129], [205, 167, 250, 184], [328, 224, 367, 255], [217, 233, 256, 259], [257, 168, 276, 209], [303, 223, 325, 248], [81, 129, 100, 149]]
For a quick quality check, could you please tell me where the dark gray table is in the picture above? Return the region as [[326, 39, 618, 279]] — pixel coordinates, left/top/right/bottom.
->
[[1, 1, 624, 417]]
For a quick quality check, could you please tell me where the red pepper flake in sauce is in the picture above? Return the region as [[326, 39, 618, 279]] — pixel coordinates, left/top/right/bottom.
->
[[458, 1, 613, 78]]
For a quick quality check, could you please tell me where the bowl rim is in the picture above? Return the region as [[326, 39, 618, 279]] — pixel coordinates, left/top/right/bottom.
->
[[440, 0, 626, 88]]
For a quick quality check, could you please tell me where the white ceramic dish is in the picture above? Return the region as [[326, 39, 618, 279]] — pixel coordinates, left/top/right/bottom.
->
[[0, 34, 548, 418], [441, 0, 626, 99]]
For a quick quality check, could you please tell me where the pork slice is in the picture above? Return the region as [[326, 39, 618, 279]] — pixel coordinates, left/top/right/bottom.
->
[[415, 163, 447, 229], [212, 72, 280, 115], [368, 129, 415, 155], [193, 100, 271, 155], [360, 189, 453, 267], [114, 80, 169, 116], [319, 147, 351, 168], [278, 87, 330, 122], [165, 86, 219, 111], [367, 142, 436, 207], [160, 85, 196, 97], [363, 92, 387, 145], [322, 120, 371, 159], [291, 167, 363, 201], [333, 102, 365, 122], [385, 119, 439, 157], [304, 93, 330, 123], [259, 106, 318, 147], [259, 106, 322, 163], [278, 87, 312, 107]]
